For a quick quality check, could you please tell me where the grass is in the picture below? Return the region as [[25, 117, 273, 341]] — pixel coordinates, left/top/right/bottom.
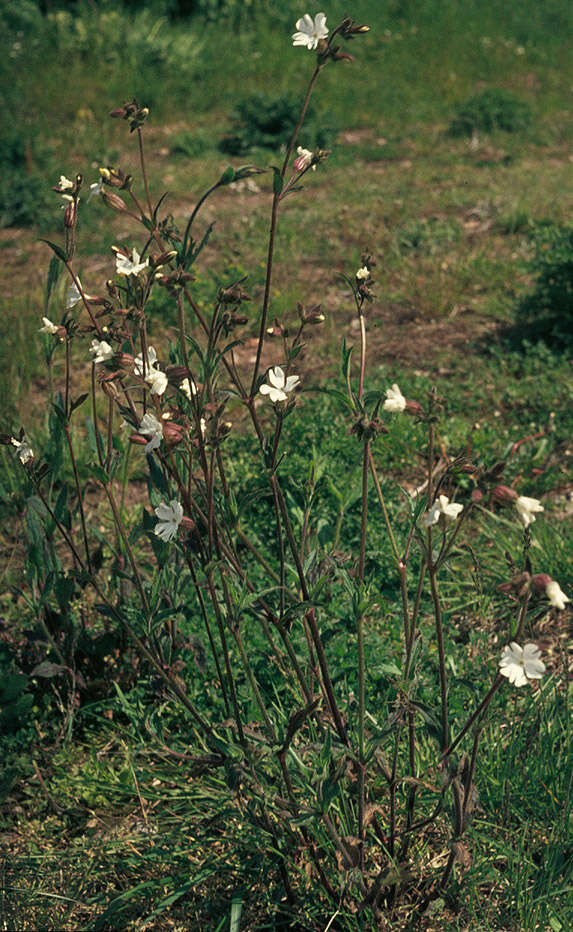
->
[[1, 1, 572, 929]]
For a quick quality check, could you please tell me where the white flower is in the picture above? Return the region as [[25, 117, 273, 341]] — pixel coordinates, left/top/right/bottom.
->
[[87, 178, 103, 203], [11, 436, 34, 464], [39, 317, 59, 334], [66, 280, 82, 309], [139, 412, 163, 453], [134, 346, 159, 376], [154, 500, 183, 542], [133, 346, 168, 395], [259, 366, 300, 403], [90, 339, 114, 364], [293, 146, 314, 172], [292, 12, 328, 49], [515, 495, 544, 528], [57, 175, 74, 192], [545, 580, 570, 611], [383, 383, 406, 413], [180, 377, 197, 400], [145, 367, 168, 396], [422, 494, 464, 528], [356, 266, 370, 280], [115, 247, 149, 277], [499, 642, 546, 687]]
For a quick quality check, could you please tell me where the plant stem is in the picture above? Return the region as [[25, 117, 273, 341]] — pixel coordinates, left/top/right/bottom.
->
[[137, 127, 154, 220], [250, 65, 322, 397]]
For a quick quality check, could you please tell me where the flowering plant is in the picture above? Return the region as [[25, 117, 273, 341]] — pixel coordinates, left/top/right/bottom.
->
[[5, 12, 566, 928]]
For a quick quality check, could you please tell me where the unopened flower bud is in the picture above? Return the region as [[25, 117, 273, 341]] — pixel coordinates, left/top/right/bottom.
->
[[102, 190, 127, 212], [63, 201, 77, 228], [498, 571, 531, 598], [405, 399, 423, 416], [530, 573, 553, 593], [293, 146, 313, 172], [153, 250, 178, 266], [492, 485, 518, 504], [163, 421, 185, 447]]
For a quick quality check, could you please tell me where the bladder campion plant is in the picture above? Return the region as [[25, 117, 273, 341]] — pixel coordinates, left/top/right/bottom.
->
[[4, 10, 568, 927]]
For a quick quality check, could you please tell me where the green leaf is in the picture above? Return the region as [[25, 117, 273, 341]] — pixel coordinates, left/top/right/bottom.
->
[[51, 401, 67, 425], [147, 453, 168, 495], [44, 256, 62, 313], [70, 393, 88, 414], [30, 661, 68, 678], [41, 239, 68, 263], [90, 463, 110, 485]]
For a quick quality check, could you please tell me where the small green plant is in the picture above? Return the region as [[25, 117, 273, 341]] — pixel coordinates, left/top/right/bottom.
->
[[219, 91, 335, 155], [449, 88, 532, 138], [0, 127, 55, 228], [514, 221, 573, 347]]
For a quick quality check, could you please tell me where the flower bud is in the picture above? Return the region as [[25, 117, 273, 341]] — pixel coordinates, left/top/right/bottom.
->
[[530, 573, 553, 593], [63, 200, 77, 228], [163, 421, 185, 447], [492, 485, 518, 504], [405, 400, 423, 416], [102, 190, 127, 212]]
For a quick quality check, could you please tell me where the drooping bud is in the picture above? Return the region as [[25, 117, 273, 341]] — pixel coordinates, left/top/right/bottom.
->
[[530, 573, 553, 593], [491, 485, 518, 505], [405, 399, 423, 416], [101, 190, 127, 212], [162, 421, 185, 447]]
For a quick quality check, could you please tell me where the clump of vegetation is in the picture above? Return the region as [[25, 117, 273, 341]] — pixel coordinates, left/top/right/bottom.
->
[[514, 221, 573, 348], [449, 88, 532, 137], [219, 91, 335, 155], [0, 128, 55, 228]]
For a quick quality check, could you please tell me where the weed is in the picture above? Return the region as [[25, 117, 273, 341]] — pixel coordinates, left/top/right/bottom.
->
[[513, 221, 573, 348], [219, 91, 335, 155], [449, 89, 532, 138]]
